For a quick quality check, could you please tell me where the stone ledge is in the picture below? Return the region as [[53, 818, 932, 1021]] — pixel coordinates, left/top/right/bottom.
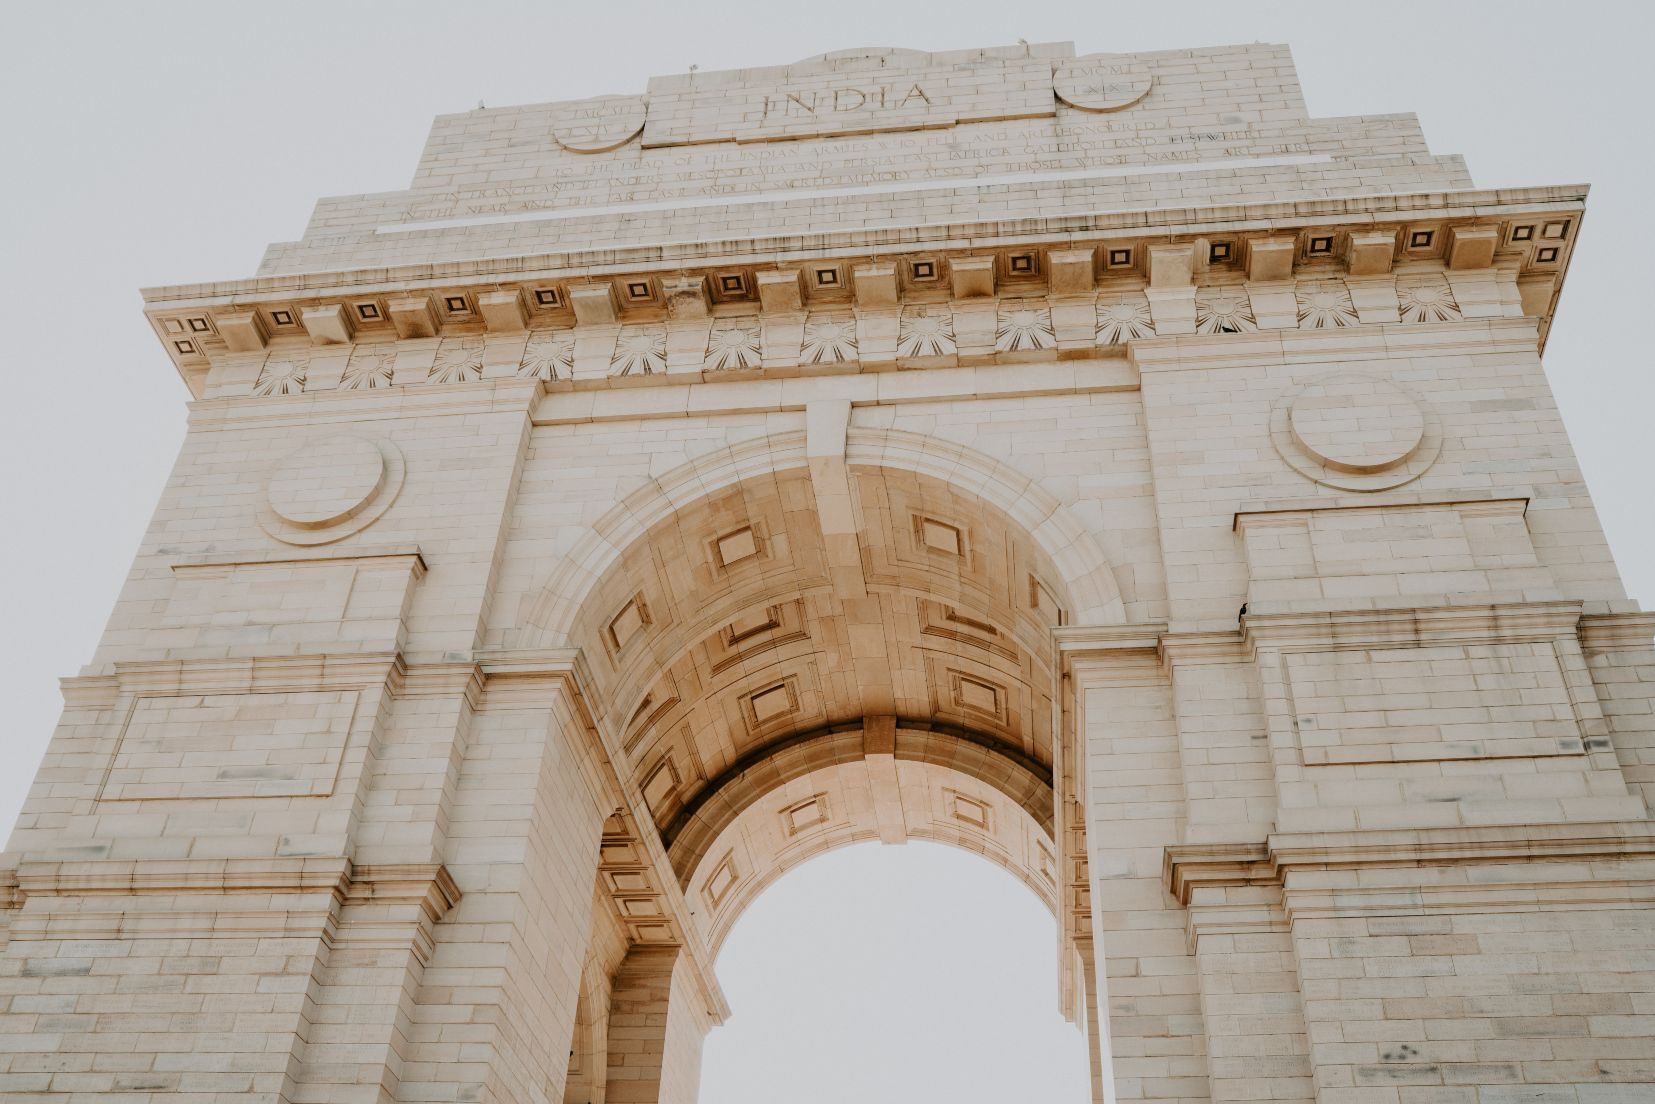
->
[[1579, 610, 1655, 650], [12, 855, 351, 897], [141, 184, 1586, 307], [169, 543, 426, 573], [1241, 597, 1586, 649], [1166, 821, 1655, 905], [147, 194, 1580, 396], [6, 857, 459, 919], [1232, 486, 1532, 530]]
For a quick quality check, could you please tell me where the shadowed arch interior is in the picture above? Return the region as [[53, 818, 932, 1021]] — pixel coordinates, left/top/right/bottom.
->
[[566, 463, 1067, 809], [552, 447, 1100, 943]]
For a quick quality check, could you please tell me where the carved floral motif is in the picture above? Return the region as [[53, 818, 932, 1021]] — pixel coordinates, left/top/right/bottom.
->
[[704, 323, 762, 371], [1095, 296, 1155, 344], [341, 346, 394, 390], [994, 305, 1056, 352], [1397, 277, 1462, 323], [235, 268, 1487, 399], [611, 326, 668, 376], [520, 330, 576, 380], [1296, 282, 1359, 328], [429, 337, 483, 384], [801, 316, 858, 364], [1195, 290, 1257, 334], [898, 306, 956, 358], [252, 352, 308, 396]]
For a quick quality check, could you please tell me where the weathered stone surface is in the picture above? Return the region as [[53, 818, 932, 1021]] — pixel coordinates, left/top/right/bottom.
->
[[7, 38, 1652, 1104]]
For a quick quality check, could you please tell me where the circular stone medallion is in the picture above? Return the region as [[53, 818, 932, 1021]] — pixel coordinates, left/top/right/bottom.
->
[[259, 434, 406, 546], [1288, 376, 1426, 474], [551, 95, 647, 153], [1053, 57, 1154, 113], [1269, 372, 1441, 492], [268, 435, 387, 528]]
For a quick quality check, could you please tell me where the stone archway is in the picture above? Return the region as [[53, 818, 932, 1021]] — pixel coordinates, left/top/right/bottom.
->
[[12, 35, 1655, 1104], [548, 424, 1111, 1103]]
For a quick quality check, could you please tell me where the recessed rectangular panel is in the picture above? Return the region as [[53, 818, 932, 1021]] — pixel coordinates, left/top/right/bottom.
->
[[629, 922, 676, 943], [952, 672, 1003, 718], [949, 791, 992, 830], [609, 597, 648, 650], [1029, 575, 1067, 627], [641, 755, 680, 814], [918, 517, 964, 556], [726, 607, 782, 646], [607, 871, 651, 893], [782, 794, 829, 835], [705, 853, 739, 908], [1286, 641, 1585, 765], [600, 842, 641, 867], [715, 526, 760, 566], [100, 690, 360, 801], [749, 682, 796, 724]]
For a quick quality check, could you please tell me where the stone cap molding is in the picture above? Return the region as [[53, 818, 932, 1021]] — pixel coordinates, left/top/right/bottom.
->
[[145, 185, 1582, 306], [2, 859, 461, 961], [168, 543, 427, 574], [1164, 820, 1655, 905], [7, 857, 459, 914], [1231, 486, 1532, 531], [143, 186, 1584, 396], [1055, 603, 1655, 680]]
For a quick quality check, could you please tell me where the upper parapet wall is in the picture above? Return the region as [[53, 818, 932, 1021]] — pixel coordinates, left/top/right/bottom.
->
[[255, 41, 1470, 278]]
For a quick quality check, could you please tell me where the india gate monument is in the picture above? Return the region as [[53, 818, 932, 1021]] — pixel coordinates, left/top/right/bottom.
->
[[4, 39, 1654, 1104]]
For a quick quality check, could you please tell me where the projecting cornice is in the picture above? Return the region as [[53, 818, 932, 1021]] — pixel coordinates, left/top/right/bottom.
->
[[1164, 821, 1655, 907], [143, 186, 1584, 396], [143, 184, 1585, 305]]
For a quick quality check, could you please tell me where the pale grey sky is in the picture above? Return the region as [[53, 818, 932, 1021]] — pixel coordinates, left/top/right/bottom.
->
[[2, 4, 1650, 1102]]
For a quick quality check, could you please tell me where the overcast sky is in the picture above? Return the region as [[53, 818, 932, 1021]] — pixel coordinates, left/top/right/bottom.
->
[[2, 3, 1650, 1101]]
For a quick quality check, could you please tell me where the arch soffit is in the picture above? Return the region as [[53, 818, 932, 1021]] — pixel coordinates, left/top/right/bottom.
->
[[669, 718, 1063, 956], [700, 828, 1063, 961], [517, 427, 1126, 647], [662, 717, 1055, 886]]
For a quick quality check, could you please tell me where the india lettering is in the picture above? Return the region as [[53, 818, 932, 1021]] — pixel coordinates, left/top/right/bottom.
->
[[759, 83, 932, 121]]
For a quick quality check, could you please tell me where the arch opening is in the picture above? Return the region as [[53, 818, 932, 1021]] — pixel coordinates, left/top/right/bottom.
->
[[699, 840, 1094, 1104]]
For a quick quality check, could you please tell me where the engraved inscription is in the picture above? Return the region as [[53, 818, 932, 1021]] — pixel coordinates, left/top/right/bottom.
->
[[641, 57, 1055, 147], [759, 83, 931, 122], [1054, 57, 1154, 112], [552, 95, 647, 153]]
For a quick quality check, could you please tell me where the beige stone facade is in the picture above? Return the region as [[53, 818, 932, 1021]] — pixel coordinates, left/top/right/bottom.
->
[[3, 40, 1653, 1103]]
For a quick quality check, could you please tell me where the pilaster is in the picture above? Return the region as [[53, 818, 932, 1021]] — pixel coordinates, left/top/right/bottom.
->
[[1065, 625, 1210, 1104]]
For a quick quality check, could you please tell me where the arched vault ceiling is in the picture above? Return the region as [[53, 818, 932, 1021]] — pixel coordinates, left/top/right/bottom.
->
[[569, 464, 1074, 849]]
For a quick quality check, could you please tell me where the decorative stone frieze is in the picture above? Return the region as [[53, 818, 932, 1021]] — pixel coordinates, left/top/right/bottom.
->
[[164, 262, 1566, 401], [145, 198, 1582, 399]]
